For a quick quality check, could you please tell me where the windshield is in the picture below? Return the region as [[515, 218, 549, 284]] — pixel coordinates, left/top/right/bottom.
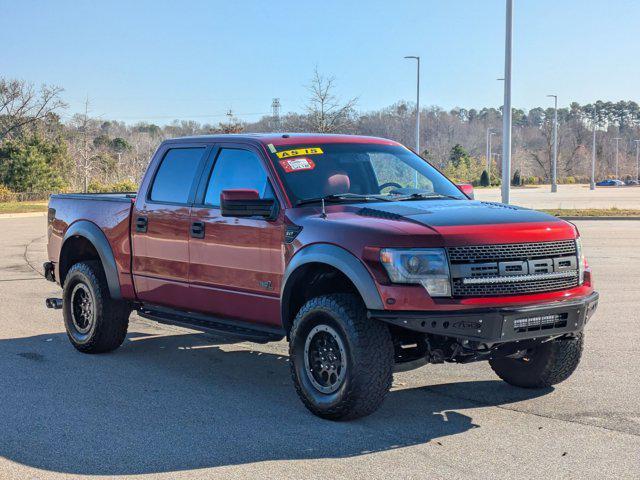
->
[[267, 143, 466, 204]]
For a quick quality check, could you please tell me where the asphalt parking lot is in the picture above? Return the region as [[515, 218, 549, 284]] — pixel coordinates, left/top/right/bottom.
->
[[0, 215, 638, 479], [475, 183, 640, 209]]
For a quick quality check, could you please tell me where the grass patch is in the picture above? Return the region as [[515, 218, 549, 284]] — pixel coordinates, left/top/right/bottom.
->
[[542, 208, 640, 217], [0, 201, 48, 214]]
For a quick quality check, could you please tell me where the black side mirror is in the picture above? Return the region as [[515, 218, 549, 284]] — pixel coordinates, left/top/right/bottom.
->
[[220, 189, 277, 218]]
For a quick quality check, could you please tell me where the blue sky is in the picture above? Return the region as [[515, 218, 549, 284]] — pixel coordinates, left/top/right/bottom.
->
[[2, 0, 638, 124]]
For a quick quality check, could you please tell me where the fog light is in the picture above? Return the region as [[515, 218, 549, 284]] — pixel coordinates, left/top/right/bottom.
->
[[513, 314, 561, 330]]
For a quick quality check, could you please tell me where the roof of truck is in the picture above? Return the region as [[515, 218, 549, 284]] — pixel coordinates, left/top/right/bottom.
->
[[165, 133, 401, 147]]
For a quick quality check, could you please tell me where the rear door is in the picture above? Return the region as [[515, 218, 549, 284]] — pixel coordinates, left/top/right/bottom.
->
[[131, 144, 209, 309], [188, 143, 285, 327]]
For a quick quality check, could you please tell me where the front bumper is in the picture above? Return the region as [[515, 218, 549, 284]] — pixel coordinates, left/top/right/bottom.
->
[[369, 291, 599, 345]]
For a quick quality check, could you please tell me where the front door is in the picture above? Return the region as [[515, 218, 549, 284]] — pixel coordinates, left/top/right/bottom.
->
[[189, 145, 285, 327], [131, 145, 208, 309]]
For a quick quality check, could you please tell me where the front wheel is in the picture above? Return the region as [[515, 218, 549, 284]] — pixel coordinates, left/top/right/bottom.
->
[[62, 261, 130, 354], [489, 334, 584, 388], [289, 294, 394, 420]]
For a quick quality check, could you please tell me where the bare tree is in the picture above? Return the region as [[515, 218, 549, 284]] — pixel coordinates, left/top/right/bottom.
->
[[0, 78, 66, 140], [68, 98, 98, 192], [305, 69, 357, 133]]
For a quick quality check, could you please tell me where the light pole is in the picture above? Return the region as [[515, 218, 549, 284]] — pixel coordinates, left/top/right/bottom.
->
[[634, 139, 640, 182], [501, 0, 513, 204], [486, 128, 496, 171], [547, 94, 558, 192], [590, 116, 597, 190], [613, 137, 622, 179], [405, 55, 420, 188]]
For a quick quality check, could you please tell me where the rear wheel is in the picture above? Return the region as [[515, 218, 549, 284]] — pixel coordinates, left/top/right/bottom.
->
[[62, 261, 130, 354], [489, 334, 584, 388], [289, 293, 394, 420]]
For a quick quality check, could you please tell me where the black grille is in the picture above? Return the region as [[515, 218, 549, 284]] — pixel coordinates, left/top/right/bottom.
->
[[447, 240, 577, 263], [452, 275, 579, 297]]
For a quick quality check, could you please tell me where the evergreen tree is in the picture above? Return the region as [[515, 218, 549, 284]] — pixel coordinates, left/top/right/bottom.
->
[[511, 169, 522, 186], [0, 136, 69, 192], [480, 169, 490, 187]]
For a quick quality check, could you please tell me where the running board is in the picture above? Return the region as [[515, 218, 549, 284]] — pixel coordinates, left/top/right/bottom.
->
[[137, 305, 285, 344]]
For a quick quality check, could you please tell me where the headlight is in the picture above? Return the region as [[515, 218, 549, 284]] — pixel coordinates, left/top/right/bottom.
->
[[380, 248, 451, 297], [576, 237, 585, 285]]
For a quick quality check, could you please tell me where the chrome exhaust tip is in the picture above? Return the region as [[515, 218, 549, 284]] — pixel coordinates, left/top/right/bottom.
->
[[45, 297, 63, 309]]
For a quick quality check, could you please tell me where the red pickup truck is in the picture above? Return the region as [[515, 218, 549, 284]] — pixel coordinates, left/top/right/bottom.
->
[[45, 133, 599, 420]]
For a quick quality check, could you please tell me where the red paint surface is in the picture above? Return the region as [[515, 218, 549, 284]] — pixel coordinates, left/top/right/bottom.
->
[[47, 134, 595, 329]]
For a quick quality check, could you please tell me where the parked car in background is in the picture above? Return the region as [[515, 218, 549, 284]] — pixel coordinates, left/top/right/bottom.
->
[[596, 179, 625, 187], [624, 179, 639, 186]]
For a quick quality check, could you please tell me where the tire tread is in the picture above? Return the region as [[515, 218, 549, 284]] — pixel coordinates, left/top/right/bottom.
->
[[289, 293, 394, 420], [63, 260, 129, 354], [489, 334, 584, 388]]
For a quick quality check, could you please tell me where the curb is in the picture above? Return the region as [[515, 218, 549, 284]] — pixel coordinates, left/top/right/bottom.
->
[[0, 211, 47, 219]]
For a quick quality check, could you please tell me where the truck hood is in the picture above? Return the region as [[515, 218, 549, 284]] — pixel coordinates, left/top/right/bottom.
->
[[350, 199, 577, 244], [289, 199, 578, 247], [351, 199, 553, 226]]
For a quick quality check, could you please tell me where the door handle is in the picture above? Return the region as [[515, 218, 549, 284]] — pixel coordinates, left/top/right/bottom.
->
[[190, 221, 205, 239], [135, 216, 148, 233]]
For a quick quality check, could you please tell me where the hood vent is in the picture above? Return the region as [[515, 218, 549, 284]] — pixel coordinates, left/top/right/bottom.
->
[[358, 207, 407, 221], [480, 201, 520, 211]]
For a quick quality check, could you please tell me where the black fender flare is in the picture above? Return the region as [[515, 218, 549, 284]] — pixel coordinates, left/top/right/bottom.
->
[[61, 220, 122, 299], [281, 244, 384, 328]]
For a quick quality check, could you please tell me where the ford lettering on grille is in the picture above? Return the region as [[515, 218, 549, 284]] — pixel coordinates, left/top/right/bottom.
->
[[447, 241, 579, 297]]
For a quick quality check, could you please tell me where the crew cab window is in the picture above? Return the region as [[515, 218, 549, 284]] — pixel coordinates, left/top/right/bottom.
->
[[150, 148, 205, 204], [204, 148, 274, 207]]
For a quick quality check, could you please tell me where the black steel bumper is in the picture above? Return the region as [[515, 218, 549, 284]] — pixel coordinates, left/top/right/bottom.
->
[[369, 291, 599, 345]]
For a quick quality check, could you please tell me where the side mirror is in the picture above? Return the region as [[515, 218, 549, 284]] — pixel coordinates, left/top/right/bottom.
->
[[456, 183, 474, 199], [220, 189, 277, 218]]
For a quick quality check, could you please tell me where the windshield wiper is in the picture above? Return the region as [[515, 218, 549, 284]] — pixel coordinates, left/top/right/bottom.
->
[[296, 193, 394, 206], [396, 192, 461, 201]]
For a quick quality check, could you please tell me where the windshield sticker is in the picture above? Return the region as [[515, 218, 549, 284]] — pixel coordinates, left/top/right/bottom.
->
[[279, 158, 316, 172], [267, 143, 277, 153], [275, 147, 323, 159]]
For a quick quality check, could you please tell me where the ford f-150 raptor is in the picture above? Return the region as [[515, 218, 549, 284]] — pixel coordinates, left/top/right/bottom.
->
[[44, 133, 599, 419]]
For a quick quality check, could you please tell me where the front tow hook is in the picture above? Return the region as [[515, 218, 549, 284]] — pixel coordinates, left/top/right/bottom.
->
[[45, 298, 63, 309]]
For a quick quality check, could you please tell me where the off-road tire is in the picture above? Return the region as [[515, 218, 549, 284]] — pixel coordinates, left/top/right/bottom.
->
[[489, 334, 584, 388], [289, 293, 394, 420], [62, 260, 130, 354]]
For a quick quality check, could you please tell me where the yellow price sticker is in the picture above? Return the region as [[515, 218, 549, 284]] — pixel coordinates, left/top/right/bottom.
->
[[275, 147, 324, 159]]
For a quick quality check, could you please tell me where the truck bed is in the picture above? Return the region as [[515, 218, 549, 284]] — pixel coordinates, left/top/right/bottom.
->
[[47, 192, 137, 300], [50, 192, 137, 202]]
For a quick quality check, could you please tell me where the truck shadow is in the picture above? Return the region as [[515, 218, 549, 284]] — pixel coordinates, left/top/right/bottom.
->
[[0, 330, 550, 475]]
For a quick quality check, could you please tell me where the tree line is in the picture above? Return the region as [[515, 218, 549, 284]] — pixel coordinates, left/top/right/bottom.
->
[[1, 72, 639, 196]]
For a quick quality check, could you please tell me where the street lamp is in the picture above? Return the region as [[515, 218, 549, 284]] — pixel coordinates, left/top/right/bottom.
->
[[634, 139, 640, 183], [501, 0, 513, 204], [404, 55, 420, 188], [613, 137, 622, 179], [547, 94, 558, 192], [590, 110, 597, 190], [486, 128, 496, 171]]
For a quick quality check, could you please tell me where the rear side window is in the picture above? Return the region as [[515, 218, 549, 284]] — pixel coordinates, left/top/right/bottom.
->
[[150, 148, 205, 203], [204, 148, 273, 206]]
